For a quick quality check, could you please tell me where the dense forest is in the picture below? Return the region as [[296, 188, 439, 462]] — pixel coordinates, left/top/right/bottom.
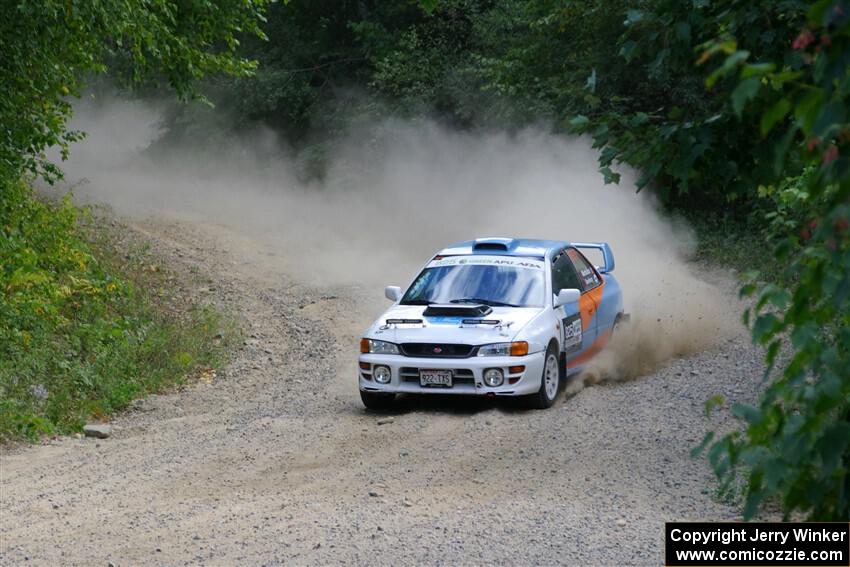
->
[[1, 0, 848, 521], [174, 1, 807, 216]]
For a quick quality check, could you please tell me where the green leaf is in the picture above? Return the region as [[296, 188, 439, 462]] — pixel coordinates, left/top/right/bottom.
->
[[706, 50, 750, 87], [743, 486, 765, 520], [175, 351, 193, 367], [795, 90, 825, 135], [772, 126, 799, 175], [585, 68, 597, 93], [757, 284, 790, 310], [704, 395, 725, 418], [741, 62, 775, 78], [790, 322, 818, 349], [812, 99, 846, 138], [625, 10, 644, 25], [635, 162, 662, 190], [741, 270, 761, 282], [619, 41, 637, 62], [600, 166, 621, 184], [708, 438, 732, 477], [674, 22, 691, 43], [740, 283, 757, 298], [667, 106, 685, 120], [630, 112, 650, 126], [766, 340, 781, 366], [731, 77, 761, 116], [569, 115, 590, 129], [418, 0, 439, 14], [769, 70, 802, 88], [817, 423, 850, 472], [592, 124, 610, 145], [599, 145, 619, 167], [691, 431, 715, 458], [761, 98, 791, 136], [752, 313, 780, 343], [732, 403, 762, 425]]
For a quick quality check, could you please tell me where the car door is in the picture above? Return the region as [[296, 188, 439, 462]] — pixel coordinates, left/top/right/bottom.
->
[[551, 249, 595, 361], [567, 248, 607, 363]]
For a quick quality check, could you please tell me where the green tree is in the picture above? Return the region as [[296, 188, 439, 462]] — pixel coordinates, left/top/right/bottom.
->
[[698, 0, 850, 521], [399, 0, 849, 520], [560, 0, 848, 520], [567, 0, 807, 209], [0, 0, 270, 182], [0, 0, 270, 440]]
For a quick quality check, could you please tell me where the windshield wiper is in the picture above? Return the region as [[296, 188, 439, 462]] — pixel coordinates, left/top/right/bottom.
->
[[400, 299, 433, 305], [449, 298, 520, 308]]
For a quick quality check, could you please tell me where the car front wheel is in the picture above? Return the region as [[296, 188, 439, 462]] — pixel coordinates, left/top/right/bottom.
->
[[527, 345, 560, 409]]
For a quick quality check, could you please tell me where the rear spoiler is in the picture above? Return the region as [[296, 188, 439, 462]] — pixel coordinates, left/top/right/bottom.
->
[[571, 242, 615, 274]]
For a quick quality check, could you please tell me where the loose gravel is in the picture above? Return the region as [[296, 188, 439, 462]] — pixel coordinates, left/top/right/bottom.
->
[[0, 218, 765, 566]]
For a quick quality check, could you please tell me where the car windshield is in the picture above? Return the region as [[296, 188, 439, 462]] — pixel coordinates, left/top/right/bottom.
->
[[401, 256, 546, 308]]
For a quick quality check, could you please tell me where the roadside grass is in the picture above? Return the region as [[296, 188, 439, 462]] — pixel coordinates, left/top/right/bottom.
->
[[0, 180, 239, 443], [685, 213, 779, 282]]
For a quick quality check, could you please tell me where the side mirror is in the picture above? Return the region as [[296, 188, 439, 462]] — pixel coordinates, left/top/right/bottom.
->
[[554, 288, 581, 308], [385, 286, 402, 302]]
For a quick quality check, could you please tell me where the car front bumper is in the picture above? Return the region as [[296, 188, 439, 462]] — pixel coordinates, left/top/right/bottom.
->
[[358, 351, 545, 397]]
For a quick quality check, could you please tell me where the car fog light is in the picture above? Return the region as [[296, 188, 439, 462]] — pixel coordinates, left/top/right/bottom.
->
[[483, 368, 504, 387], [373, 365, 392, 384]]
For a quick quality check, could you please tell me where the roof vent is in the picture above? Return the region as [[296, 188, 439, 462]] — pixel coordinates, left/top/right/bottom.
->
[[472, 237, 513, 252], [473, 242, 508, 251]]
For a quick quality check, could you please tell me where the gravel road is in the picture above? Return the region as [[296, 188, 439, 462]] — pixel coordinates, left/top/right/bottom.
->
[[0, 218, 765, 566]]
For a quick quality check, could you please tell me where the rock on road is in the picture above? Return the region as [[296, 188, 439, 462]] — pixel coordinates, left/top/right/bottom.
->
[[0, 219, 764, 566]]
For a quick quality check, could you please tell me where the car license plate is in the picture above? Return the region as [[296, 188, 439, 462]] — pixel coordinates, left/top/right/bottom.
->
[[420, 369, 452, 387]]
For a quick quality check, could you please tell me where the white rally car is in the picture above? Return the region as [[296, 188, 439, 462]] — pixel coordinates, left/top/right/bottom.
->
[[358, 237, 625, 409]]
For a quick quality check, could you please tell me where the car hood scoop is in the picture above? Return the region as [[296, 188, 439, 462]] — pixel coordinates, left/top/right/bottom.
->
[[370, 305, 543, 344], [422, 304, 493, 317]]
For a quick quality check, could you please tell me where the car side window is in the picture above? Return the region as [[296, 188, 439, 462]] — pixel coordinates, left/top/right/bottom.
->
[[551, 250, 582, 296], [567, 248, 601, 290]]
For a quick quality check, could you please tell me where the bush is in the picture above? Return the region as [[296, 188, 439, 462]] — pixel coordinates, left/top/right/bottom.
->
[[0, 179, 236, 441]]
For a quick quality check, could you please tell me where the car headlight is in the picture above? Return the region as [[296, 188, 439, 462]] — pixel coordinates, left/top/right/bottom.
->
[[360, 338, 400, 355], [483, 368, 504, 387], [373, 365, 392, 384], [477, 341, 529, 357]]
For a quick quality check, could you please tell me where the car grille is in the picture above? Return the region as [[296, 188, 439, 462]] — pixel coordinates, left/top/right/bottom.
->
[[399, 343, 475, 358], [400, 367, 475, 385]]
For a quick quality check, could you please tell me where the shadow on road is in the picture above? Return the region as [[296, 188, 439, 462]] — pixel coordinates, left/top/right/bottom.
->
[[357, 392, 538, 417], [355, 372, 588, 417]]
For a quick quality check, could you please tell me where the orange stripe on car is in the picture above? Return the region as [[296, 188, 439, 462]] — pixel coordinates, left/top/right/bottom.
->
[[578, 282, 605, 331], [567, 327, 613, 369]]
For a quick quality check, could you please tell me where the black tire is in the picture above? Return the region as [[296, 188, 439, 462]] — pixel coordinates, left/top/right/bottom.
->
[[612, 312, 629, 337], [360, 390, 396, 411], [612, 313, 622, 336], [527, 345, 561, 409]]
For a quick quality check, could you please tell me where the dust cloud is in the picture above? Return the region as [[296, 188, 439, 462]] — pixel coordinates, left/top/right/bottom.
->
[[55, 94, 740, 382]]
